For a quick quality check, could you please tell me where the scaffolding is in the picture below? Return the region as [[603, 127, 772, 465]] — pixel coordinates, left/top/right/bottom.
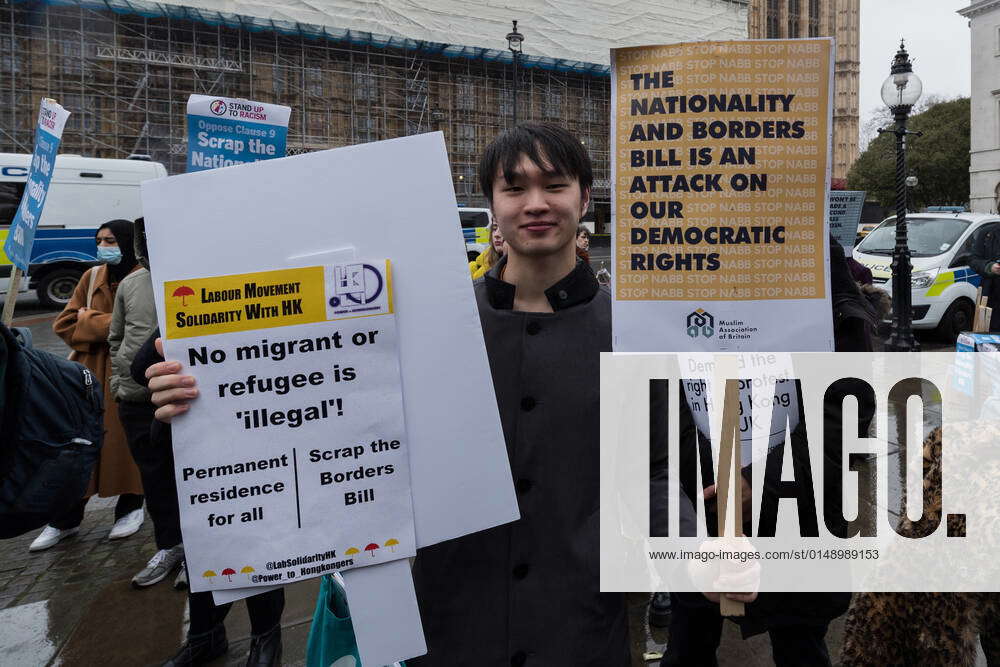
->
[[0, 1, 612, 210]]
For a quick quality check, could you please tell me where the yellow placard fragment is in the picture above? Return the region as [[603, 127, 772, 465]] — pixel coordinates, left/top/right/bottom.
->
[[613, 39, 832, 302]]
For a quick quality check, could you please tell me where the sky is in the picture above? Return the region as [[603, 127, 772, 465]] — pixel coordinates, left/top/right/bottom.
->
[[858, 0, 971, 144]]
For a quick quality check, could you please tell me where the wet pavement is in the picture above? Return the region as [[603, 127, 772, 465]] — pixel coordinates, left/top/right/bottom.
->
[[0, 508, 319, 666], [0, 293, 982, 665]]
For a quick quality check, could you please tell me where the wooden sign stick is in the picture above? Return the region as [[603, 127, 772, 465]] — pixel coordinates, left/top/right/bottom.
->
[[1, 267, 22, 327], [715, 375, 745, 617]]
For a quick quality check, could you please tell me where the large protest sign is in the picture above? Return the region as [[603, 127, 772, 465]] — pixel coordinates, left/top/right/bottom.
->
[[611, 39, 835, 352], [3, 99, 69, 272], [828, 190, 865, 256], [186, 95, 290, 172], [162, 260, 415, 592], [143, 131, 518, 562]]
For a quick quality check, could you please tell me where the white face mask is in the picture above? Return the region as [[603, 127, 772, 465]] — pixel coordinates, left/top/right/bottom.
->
[[97, 246, 122, 264]]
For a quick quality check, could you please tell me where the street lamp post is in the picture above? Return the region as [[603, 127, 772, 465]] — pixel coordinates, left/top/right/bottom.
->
[[879, 40, 923, 352], [507, 20, 524, 126]]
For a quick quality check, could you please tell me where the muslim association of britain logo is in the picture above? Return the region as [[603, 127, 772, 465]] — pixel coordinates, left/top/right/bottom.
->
[[209, 99, 227, 116], [686, 308, 715, 338]]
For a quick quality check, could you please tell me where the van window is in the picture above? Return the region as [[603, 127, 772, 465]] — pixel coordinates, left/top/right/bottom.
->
[[40, 181, 142, 228], [857, 217, 971, 257], [0, 182, 25, 227], [951, 233, 977, 266], [960, 222, 1000, 265], [459, 210, 490, 229]]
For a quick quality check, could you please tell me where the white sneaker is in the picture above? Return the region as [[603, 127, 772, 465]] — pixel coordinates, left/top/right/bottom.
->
[[108, 508, 145, 540], [132, 544, 184, 588], [29, 525, 79, 552]]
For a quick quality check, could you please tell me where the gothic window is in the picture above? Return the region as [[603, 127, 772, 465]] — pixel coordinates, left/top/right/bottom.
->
[[456, 75, 475, 111], [766, 0, 781, 38], [808, 0, 821, 37], [788, 0, 801, 38], [354, 68, 379, 103], [455, 123, 476, 154], [355, 115, 376, 142], [306, 68, 324, 97], [543, 85, 563, 119]]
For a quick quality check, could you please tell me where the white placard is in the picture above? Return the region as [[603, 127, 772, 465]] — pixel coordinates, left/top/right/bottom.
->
[[161, 260, 415, 593], [341, 560, 426, 666], [142, 133, 519, 552], [829, 190, 866, 257]]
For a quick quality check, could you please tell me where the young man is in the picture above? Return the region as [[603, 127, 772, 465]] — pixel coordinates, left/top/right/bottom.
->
[[146, 123, 639, 665], [408, 123, 630, 665]]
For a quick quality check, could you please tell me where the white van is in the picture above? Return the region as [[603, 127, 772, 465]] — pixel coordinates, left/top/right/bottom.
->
[[853, 211, 1000, 339], [0, 154, 167, 307]]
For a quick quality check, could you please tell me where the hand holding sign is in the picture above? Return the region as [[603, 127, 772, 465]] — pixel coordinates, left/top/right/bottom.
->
[[146, 338, 198, 422], [688, 536, 761, 605]]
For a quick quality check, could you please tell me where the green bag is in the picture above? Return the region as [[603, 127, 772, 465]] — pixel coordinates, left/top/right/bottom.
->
[[305, 573, 406, 667]]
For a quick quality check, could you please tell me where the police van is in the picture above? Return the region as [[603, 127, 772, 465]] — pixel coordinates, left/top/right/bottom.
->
[[853, 211, 1000, 339], [1, 153, 167, 307], [459, 207, 493, 261]]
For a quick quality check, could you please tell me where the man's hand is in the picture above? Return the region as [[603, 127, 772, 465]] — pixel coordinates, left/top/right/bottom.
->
[[703, 476, 753, 519], [702, 557, 760, 604], [146, 337, 199, 423], [687, 537, 761, 605]]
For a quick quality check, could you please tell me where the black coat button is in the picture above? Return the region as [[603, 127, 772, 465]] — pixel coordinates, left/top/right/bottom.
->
[[516, 479, 533, 494], [520, 396, 536, 411], [526, 321, 541, 335], [511, 651, 527, 666], [558, 289, 568, 300], [512, 563, 530, 579]]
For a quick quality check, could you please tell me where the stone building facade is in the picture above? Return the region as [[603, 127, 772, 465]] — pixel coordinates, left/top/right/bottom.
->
[[959, 0, 1000, 212]]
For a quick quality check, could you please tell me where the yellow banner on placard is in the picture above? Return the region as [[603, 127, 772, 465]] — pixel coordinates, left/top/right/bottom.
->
[[165, 266, 326, 339], [164, 261, 394, 339], [612, 39, 832, 302]]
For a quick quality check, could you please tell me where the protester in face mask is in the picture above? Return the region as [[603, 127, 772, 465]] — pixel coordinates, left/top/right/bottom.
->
[[35, 220, 146, 551]]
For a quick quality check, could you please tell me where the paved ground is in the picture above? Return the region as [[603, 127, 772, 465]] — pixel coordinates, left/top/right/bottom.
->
[[0, 292, 978, 665]]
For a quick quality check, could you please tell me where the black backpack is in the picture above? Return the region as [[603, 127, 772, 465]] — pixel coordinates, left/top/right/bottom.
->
[[0, 324, 103, 538]]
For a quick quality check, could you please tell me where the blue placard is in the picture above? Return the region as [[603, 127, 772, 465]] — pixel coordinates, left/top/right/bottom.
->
[[186, 96, 291, 173], [4, 101, 69, 271]]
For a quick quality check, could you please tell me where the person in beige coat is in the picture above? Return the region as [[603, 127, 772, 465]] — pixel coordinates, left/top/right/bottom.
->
[[31, 219, 145, 551]]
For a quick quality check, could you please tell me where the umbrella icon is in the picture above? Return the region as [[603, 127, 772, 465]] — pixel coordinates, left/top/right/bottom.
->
[[172, 285, 195, 307], [364, 543, 379, 558], [241, 566, 255, 582], [344, 547, 359, 556], [222, 568, 236, 582], [384, 539, 399, 552], [202, 570, 217, 582]]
